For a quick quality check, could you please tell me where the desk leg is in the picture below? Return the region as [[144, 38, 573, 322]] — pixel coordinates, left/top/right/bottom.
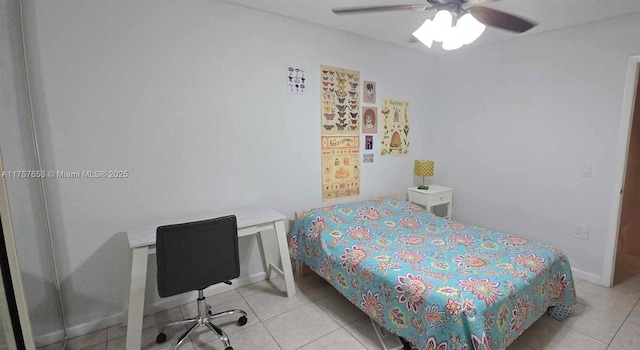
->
[[257, 231, 274, 280], [274, 220, 296, 298], [126, 246, 148, 350], [121, 247, 133, 325]]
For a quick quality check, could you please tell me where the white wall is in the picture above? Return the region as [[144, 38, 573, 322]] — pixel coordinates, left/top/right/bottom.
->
[[22, 0, 437, 336], [425, 12, 640, 281], [21, 0, 640, 339], [0, 0, 64, 342]]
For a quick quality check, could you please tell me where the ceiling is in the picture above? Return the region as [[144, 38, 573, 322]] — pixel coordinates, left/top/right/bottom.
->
[[223, 0, 640, 53]]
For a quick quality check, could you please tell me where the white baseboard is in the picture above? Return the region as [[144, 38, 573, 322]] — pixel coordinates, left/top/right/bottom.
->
[[571, 267, 603, 286], [35, 272, 268, 346]]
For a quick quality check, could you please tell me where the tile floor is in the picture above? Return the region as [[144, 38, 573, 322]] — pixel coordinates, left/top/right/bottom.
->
[[38, 262, 640, 350]]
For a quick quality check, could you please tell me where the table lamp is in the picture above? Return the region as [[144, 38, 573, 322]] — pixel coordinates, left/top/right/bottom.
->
[[414, 160, 434, 190]]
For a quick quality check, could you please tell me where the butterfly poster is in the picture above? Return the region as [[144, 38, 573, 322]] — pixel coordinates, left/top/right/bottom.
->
[[320, 65, 360, 135]]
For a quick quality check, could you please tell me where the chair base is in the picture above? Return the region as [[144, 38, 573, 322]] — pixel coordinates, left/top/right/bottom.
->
[[157, 290, 247, 350]]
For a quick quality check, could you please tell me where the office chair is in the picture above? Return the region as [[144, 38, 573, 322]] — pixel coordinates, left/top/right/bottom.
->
[[155, 215, 248, 350]]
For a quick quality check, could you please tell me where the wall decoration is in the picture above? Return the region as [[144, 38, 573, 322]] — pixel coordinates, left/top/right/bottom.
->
[[380, 98, 410, 156], [363, 81, 376, 104], [362, 107, 377, 134], [365, 135, 373, 150], [322, 135, 360, 201], [363, 153, 374, 163], [287, 66, 306, 94], [320, 65, 360, 134]]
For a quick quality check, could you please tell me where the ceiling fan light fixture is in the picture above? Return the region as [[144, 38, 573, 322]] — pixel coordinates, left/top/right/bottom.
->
[[431, 10, 453, 42], [456, 13, 486, 45], [412, 10, 486, 50], [412, 19, 434, 48], [442, 35, 464, 50]]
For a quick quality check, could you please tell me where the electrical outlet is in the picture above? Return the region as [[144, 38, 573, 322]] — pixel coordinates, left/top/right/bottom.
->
[[573, 225, 590, 240]]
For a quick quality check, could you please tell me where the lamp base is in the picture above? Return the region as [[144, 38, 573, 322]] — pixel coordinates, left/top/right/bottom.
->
[[418, 185, 429, 190]]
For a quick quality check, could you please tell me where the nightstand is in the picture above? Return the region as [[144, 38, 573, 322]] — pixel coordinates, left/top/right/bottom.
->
[[408, 185, 453, 219]]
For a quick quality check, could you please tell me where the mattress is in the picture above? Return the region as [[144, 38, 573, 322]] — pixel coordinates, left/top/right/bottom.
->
[[289, 197, 576, 350]]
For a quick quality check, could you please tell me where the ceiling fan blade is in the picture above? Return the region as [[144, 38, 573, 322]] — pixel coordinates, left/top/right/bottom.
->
[[332, 5, 428, 15], [469, 6, 537, 33], [462, 0, 501, 7]]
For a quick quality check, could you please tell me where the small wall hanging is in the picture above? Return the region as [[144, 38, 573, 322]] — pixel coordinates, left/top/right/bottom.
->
[[287, 66, 306, 94]]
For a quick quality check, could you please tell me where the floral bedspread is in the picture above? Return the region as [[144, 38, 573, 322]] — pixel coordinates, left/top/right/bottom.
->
[[289, 197, 576, 350]]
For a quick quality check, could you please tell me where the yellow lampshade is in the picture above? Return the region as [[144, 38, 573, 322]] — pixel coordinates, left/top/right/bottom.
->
[[414, 160, 435, 177]]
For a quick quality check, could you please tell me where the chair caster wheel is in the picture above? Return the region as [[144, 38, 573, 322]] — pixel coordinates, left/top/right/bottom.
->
[[237, 316, 248, 326], [225, 347, 233, 350], [156, 332, 167, 344]]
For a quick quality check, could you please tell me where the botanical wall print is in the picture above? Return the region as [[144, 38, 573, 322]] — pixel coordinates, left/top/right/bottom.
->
[[363, 81, 376, 104], [363, 153, 374, 163], [320, 65, 360, 134], [321, 135, 360, 201], [287, 66, 306, 94], [380, 98, 410, 156], [365, 135, 373, 150], [362, 107, 377, 134]]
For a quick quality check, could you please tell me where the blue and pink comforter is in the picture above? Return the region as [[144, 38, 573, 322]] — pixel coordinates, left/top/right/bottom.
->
[[289, 197, 576, 350]]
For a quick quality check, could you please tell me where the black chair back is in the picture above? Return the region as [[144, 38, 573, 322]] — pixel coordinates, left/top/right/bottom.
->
[[156, 215, 239, 298]]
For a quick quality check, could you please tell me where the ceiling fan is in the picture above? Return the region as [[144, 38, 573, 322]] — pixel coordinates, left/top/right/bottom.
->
[[332, 0, 537, 50]]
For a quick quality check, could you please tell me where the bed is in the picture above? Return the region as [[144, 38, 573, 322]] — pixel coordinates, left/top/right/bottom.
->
[[289, 197, 576, 350]]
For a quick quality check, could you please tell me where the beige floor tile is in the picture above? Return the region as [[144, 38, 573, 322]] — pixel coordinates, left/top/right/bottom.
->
[[626, 302, 640, 325], [82, 343, 107, 350], [237, 277, 285, 297], [107, 324, 127, 341], [180, 290, 243, 319], [344, 317, 385, 350], [66, 329, 108, 350], [543, 328, 607, 350], [194, 323, 280, 350], [519, 315, 606, 350], [299, 328, 367, 350], [507, 336, 534, 350], [518, 316, 566, 349], [108, 306, 183, 343], [610, 278, 640, 299], [573, 276, 583, 286], [294, 274, 338, 301], [576, 282, 639, 316], [106, 324, 194, 350], [243, 284, 311, 321], [561, 302, 627, 343], [143, 307, 184, 330], [315, 292, 368, 326], [189, 298, 259, 347], [263, 303, 340, 350], [609, 319, 640, 350]]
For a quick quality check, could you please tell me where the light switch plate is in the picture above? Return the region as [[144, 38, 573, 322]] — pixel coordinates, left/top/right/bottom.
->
[[581, 164, 592, 177], [573, 225, 590, 240]]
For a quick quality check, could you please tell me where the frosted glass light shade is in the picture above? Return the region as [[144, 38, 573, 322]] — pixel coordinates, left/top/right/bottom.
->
[[456, 13, 486, 45], [431, 10, 453, 42], [412, 19, 434, 48], [412, 11, 486, 50]]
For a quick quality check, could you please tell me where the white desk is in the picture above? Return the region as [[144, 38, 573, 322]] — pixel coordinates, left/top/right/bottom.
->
[[123, 207, 295, 350]]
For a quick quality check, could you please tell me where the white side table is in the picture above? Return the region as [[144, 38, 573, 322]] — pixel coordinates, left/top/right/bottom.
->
[[408, 185, 453, 219]]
